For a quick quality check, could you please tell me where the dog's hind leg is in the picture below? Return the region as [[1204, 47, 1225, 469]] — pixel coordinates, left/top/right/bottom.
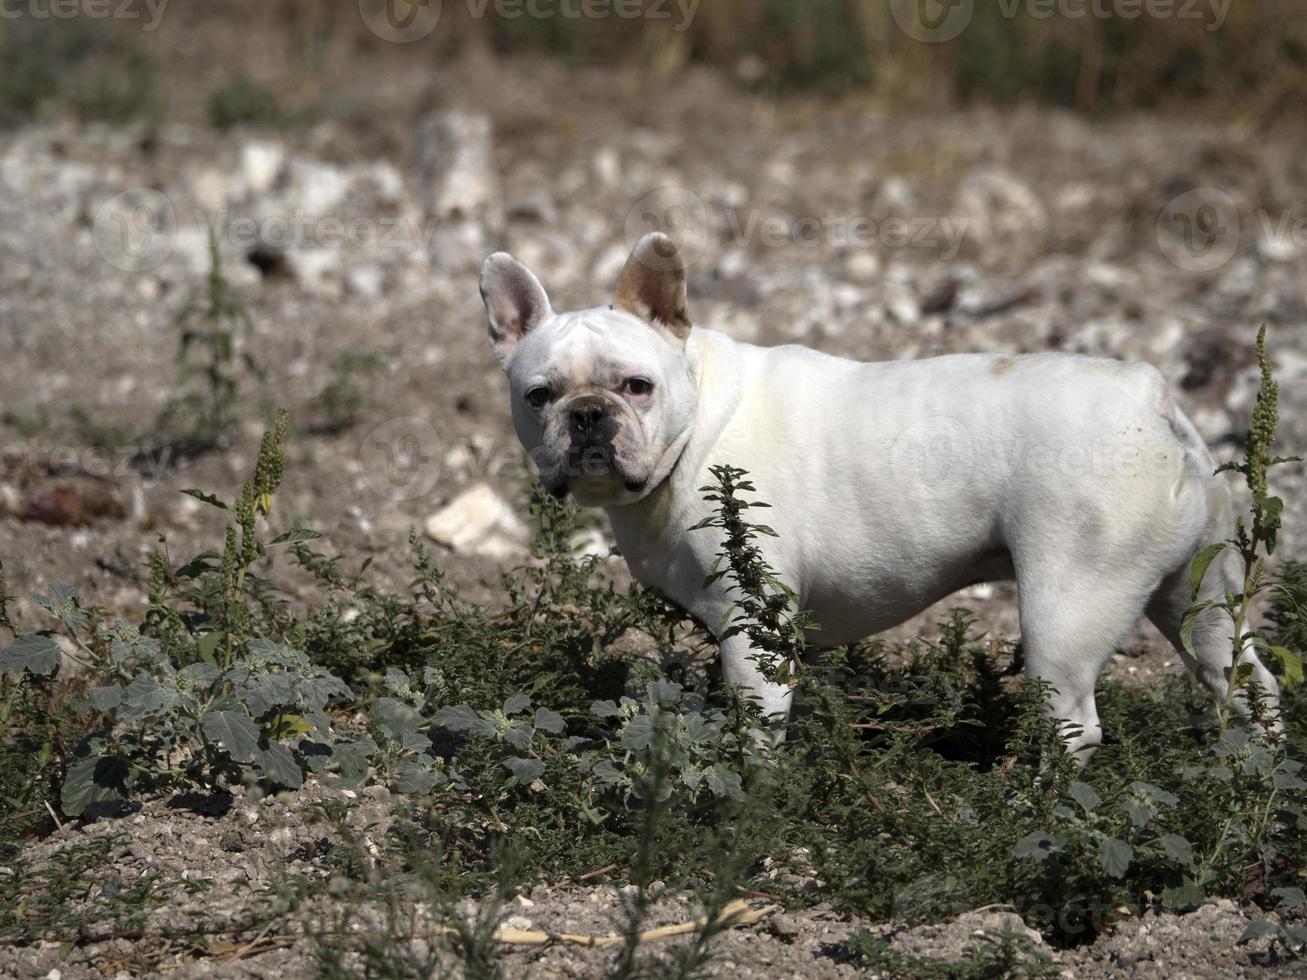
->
[[1145, 410, 1281, 724], [1146, 547, 1281, 726], [1015, 565, 1157, 761]]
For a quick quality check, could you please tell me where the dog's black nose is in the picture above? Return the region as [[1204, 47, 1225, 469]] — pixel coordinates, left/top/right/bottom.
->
[[568, 397, 608, 436]]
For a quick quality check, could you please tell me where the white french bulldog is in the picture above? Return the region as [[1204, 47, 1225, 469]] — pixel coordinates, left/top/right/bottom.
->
[[480, 232, 1280, 756]]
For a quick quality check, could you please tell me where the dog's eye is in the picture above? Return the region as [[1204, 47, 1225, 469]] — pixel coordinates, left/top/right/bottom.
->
[[624, 378, 654, 397], [525, 386, 552, 410]]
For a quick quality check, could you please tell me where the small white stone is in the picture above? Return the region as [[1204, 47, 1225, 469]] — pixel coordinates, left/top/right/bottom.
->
[[416, 111, 499, 219], [593, 147, 621, 188], [285, 248, 342, 297], [884, 283, 920, 325], [844, 250, 881, 282], [346, 266, 384, 298], [242, 141, 285, 196], [425, 483, 526, 558], [289, 159, 351, 218]]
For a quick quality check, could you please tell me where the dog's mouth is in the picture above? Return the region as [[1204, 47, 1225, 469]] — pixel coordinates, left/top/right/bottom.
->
[[544, 445, 648, 500]]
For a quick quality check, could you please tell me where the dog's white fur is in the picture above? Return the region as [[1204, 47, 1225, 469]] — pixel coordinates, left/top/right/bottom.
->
[[481, 232, 1280, 756]]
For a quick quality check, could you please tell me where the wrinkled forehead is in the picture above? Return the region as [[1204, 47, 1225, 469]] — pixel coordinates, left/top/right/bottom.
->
[[511, 307, 665, 383]]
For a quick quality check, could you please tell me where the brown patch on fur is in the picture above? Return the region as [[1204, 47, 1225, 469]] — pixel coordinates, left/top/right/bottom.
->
[[991, 357, 1016, 376]]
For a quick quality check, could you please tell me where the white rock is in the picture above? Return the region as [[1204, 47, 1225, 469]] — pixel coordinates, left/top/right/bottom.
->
[[0, 483, 19, 515], [354, 161, 405, 204], [285, 247, 342, 297], [242, 141, 286, 196], [955, 169, 1047, 259], [345, 266, 384, 298], [832, 283, 866, 313], [425, 483, 526, 558], [167, 227, 216, 277], [716, 248, 748, 279], [592, 147, 621, 188], [876, 175, 918, 213], [191, 168, 241, 213], [288, 160, 351, 218], [884, 283, 921, 325], [844, 250, 881, 282], [416, 111, 499, 220]]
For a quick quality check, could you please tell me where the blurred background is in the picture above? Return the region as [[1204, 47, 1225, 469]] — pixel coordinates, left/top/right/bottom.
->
[[5, 0, 1307, 123], [1, 0, 1305, 628]]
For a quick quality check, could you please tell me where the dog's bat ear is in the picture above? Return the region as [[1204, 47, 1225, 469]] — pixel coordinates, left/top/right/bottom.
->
[[480, 253, 553, 364], [613, 233, 691, 341]]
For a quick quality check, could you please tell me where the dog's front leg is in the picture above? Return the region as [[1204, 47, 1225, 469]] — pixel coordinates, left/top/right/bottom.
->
[[720, 635, 795, 731]]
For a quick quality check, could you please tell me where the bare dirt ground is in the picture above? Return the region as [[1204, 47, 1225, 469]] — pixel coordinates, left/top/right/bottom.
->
[[2, 24, 1306, 978], [2, 785, 1294, 978]]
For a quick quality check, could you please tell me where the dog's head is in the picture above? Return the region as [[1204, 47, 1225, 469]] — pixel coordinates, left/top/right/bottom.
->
[[480, 233, 698, 507]]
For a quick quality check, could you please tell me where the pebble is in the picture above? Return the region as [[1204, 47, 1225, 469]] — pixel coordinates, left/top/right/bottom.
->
[[425, 483, 527, 558], [769, 913, 802, 939]]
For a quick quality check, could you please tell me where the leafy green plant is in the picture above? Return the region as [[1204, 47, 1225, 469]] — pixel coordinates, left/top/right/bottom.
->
[[1185, 327, 1304, 726], [206, 73, 285, 130], [1, 333, 1304, 973], [1270, 560, 1307, 659], [309, 351, 385, 435], [845, 922, 1054, 979], [157, 229, 260, 450], [1238, 887, 1307, 961], [692, 464, 813, 683], [0, 410, 351, 815]]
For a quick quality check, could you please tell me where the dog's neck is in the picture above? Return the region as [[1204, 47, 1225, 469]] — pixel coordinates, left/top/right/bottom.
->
[[604, 327, 744, 543]]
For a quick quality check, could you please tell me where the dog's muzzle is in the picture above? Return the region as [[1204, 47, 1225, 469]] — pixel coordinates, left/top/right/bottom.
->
[[541, 396, 644, 498], [567, 396, 619, 448]]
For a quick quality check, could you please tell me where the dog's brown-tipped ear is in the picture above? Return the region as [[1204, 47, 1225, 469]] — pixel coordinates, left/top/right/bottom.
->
[[480, 253, 553, 364], [613, 233, 691, 340]]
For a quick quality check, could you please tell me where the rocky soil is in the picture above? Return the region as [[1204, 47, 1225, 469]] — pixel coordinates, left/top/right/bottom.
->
[[2, 42, 1306, 979], [1, 784, 1296, 979]]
